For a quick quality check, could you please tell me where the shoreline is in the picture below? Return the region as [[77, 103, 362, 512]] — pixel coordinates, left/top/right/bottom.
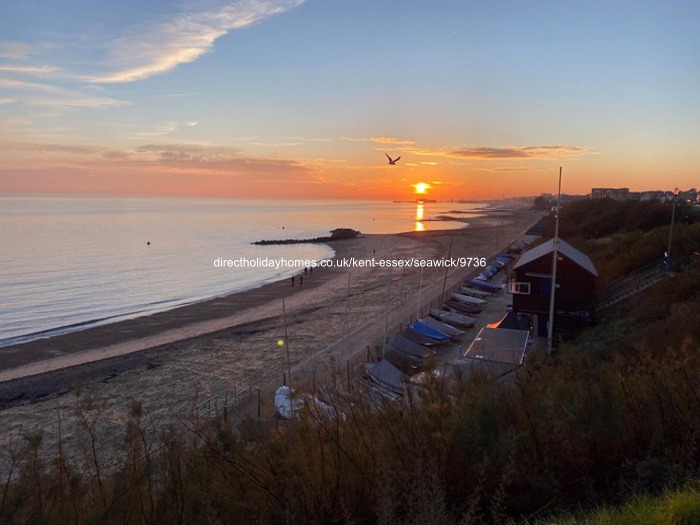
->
[[0, 207, 543, 413], [0, 201, 504, 354], [0, 235, 367, 382], [0, 221, 472, 355]]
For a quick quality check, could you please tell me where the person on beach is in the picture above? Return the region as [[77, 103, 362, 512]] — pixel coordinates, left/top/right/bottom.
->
[[291, 276, 295, 287], [304, 266, 308, 275], [299, 275, 304, 286]]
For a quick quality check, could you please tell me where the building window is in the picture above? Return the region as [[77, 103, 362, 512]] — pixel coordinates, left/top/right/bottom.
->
[[508, 281, 531, 294]]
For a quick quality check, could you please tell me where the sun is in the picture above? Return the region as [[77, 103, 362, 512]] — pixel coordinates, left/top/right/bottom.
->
[[412, 182, 431, 195]]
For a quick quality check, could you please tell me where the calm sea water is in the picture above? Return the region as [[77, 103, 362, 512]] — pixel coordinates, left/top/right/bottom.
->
[[0, 195, 482, 347]]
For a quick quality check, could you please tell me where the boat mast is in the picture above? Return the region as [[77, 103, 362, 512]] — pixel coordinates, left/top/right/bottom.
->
[[382, 266, 393, 358], [343, 272, 351, 335], [547, 167, 562, 355], [416, 265, 424, 320], [440, 234, 455, 303]]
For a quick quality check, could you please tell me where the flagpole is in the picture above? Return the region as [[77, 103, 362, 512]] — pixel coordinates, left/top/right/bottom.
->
[[547, 167, 562, 355]]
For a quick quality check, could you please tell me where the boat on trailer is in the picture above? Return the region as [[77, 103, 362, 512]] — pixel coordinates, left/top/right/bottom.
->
[[404, 327, 441, 346], [408, 320, 450, 342], [450, 292, 487, 306], [389, 333, 434, 357], [419, 315, 464, 338], [365, 359, 407, 396], [464, 279, 502, 293], [459, 286, 492, 298], [444, 299, 482, 315], [429, 308, 476, 327]]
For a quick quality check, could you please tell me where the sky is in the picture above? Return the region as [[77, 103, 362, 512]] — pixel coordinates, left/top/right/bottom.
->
[[0, 0, 698, 200]]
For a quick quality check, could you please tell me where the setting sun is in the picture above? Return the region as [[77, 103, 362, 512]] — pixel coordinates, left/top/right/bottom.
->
[[413, 182, 431, 195]]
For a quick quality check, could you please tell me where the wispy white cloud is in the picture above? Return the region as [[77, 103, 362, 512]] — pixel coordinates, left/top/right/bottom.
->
[[338, 136, 414, 146], [133, 143, 243, 163], [0, 76, 126, 108], [0, 41, 35, 60], [288, 136, 335, 143], [25, 96, 127, 108], [0, 140, 316, 182], [477, 166, 547, 173], [125, 122, 181, 139], [338, 137, 366, 143], [249, 141, 302, 147], [0, 140, 103, 155], [0, 97, 16, 105], [0, 76, 64, 93], [87, 0, 306, 84], [0, 65, 60, 76], [370, 137, 415, 145]]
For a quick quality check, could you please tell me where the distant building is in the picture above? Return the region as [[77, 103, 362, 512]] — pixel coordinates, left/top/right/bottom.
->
[[590, 188, 697, 202], [591, 188, 630, 200], [679, 188, 698, 204], [508, 238, 598, 339]]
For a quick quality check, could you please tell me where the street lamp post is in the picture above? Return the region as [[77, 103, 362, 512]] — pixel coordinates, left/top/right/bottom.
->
[[666, 187, 679, 275], [282, 298, 292, 388]]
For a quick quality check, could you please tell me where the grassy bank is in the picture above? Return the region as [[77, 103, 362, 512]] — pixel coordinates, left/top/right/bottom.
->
[[546, 199, 699, 283], [535, 482, 700, 525]]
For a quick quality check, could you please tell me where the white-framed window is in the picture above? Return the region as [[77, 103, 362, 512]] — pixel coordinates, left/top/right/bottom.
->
[[508, 281, 531, 295]]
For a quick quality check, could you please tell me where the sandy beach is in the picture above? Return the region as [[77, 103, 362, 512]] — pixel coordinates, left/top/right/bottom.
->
[[0, 205, 543, 464]]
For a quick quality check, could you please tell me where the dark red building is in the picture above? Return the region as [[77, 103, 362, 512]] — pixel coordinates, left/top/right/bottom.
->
[[508, 238, 598, 338]]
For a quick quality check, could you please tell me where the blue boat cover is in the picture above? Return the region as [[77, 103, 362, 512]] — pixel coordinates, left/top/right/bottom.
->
[[409, 320, 450, 342]]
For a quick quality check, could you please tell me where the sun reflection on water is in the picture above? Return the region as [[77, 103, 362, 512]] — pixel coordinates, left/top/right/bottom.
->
[[415, 202, 425, 231]]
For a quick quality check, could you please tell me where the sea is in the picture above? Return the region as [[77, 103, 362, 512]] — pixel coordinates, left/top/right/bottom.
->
[[0, 195, 485, 347]]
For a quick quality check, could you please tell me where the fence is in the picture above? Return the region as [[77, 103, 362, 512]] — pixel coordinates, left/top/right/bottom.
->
[[598, 258, 668, 309]]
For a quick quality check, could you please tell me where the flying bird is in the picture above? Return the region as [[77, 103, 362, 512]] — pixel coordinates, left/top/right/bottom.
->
[[385, 153, 401, 165]]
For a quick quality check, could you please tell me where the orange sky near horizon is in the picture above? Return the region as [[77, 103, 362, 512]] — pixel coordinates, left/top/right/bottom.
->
[[1, 1, 698, 202], [1, 139, 694, 201]]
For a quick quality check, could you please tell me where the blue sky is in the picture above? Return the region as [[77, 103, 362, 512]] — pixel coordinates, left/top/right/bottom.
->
[[0, 0, 698, 199]]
